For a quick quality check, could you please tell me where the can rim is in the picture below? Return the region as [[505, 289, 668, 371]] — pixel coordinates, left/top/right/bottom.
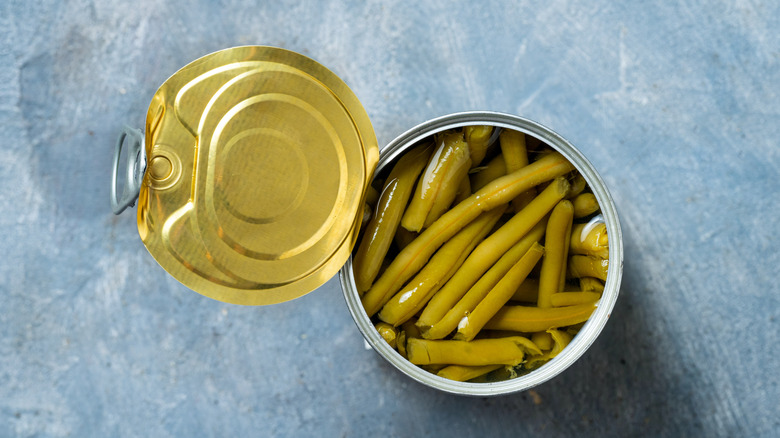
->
[[339, 111, 623, 396]]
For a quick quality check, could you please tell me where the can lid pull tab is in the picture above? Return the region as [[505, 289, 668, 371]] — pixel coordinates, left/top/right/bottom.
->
[[110, 125, 147, 215]]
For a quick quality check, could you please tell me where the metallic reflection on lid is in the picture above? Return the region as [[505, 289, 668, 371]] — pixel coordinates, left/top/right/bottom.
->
[[137, 46, 378, 305]]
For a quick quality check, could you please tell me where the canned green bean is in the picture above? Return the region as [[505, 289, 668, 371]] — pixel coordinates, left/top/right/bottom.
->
[[340, 112, 623, 396]]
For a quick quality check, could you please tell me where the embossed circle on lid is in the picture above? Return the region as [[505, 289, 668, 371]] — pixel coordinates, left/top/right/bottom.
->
[[137, 46, 378, 305]]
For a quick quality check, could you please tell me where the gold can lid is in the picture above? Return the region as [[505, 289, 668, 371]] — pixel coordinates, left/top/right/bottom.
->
[[134, 46, 378, 305]]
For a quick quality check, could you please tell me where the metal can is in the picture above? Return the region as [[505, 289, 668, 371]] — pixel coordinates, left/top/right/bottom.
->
[[111, 47, 622, 395], [340, 112, 623, 396]]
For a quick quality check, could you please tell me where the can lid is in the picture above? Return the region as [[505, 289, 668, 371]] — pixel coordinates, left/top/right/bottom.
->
[[130, 46, 378, 305]]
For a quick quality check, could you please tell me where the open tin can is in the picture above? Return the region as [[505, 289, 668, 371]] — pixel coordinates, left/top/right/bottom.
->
[[341, 112, 622, 395], [111, 46, 623, 396]]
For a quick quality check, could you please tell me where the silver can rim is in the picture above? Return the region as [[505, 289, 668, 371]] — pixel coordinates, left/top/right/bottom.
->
[[339, 111, 623, 396]]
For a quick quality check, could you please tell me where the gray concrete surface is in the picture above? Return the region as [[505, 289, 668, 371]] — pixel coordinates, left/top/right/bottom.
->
[[1, 0, 778, 436]]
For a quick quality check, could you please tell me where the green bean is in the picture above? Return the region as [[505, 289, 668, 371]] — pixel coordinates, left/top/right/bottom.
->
[[525, 329, 573, 369], [353, 143, 432, 292], [572, 192, 599, 218], [537, 200, 574, 308], [565, 174, 587, 199], [499, 129, 536, 212], [437, 364, 502, 382], [531, 332, 552, 350], [500, 129, 528, 173], [568, 255, 608, 281], [464, 125, 493, 166], [375, 322, 399, 349], [407, 337, 541, 366], [570, 222, 609, 259], [579, 277, 604, 293], [402, 132, 472, 232], [483, 303, 596, 333]]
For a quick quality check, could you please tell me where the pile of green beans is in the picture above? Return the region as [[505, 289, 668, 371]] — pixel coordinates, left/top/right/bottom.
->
[[353, 126, 610, 382]]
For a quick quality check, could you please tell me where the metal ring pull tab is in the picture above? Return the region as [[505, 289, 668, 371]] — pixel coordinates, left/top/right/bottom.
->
[[110, 125, 147, 214]]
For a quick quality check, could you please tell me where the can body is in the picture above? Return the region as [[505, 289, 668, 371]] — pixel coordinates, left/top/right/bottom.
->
[[339, 111, 623, 396]]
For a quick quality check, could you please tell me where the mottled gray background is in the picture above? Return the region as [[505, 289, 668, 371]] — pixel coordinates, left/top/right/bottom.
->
[[1, 0, 778, 437]]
